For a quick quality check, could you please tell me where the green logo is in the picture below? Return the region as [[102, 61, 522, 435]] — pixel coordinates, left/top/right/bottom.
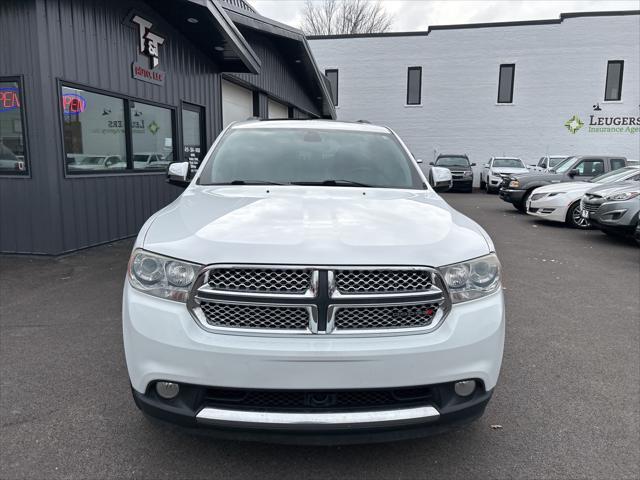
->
[[148, 120, 160, 135], [564, 115, 584, 134]]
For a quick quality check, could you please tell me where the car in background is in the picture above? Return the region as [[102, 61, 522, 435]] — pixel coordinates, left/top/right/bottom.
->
[[418, 162, 452, 192], [480, 157, 529, 193], [529, 155, 568, 172], [66, 154, 125, 171], [499, 155, 627, 212], [431, 154, 475, 192], [133, 152, 170, 170], [526, 166, 640, 228], [627, 159, 639, 166], [581, 180, 640, 238]]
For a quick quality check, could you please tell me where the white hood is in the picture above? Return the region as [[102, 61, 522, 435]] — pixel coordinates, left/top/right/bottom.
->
[[490, 167, 529, 175], [534, 181, 593, 194], [142, 186, 492, 267]]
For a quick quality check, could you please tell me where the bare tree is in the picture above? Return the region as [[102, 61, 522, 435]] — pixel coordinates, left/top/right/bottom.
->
[[301, 0, 393, 35]]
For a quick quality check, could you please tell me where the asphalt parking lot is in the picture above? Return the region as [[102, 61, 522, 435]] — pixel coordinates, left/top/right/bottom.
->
[[1, 191, 639, 479]]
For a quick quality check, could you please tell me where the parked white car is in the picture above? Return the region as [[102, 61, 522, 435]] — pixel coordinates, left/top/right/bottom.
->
[[418, 162, 452, 191], [133, 152, 170, 170], [526, 166, 640, 228], [480, 157, 529, 193], [528, 155, 569, 172], [123, 119, 505, 444]]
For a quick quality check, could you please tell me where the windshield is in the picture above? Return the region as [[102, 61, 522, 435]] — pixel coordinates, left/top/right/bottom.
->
[[591, 167, 638, 183], [551, 157, 576, 173], [492, 158, 524, 168], [435, 156, 469, 167], [198, 127, 425, 189], [549, 157, 567, 167]]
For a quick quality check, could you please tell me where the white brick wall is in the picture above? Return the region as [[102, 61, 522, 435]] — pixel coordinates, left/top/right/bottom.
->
[[309, 14, 640, 186]]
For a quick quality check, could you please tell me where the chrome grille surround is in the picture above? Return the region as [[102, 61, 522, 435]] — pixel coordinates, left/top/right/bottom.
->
[[188, 265, 450, 336]]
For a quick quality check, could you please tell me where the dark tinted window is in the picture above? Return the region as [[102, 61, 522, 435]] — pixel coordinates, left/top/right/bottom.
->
[[497, 64, 515, 103], [604, 61, 623, 101], [325, 69, 338, 106], [435, 156, 470, 167], [199, 127, 424, 189], [610, 158, 626, 171], [0, 79, 28, 175], [407, 67, 422, 105]]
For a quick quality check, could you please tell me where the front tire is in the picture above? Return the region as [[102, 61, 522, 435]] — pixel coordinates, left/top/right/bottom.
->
[[566, 201, 591, 229]]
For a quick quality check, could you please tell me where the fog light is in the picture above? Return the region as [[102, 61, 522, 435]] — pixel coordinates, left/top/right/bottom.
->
[[156, 381, 180, 399], [454, 380, 476, 397]]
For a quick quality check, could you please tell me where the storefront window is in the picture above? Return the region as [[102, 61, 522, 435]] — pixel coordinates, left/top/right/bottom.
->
[[62, 87, 127, 173], [61, 84, 175, 175], [131, 101, 173, 170], [0, 79, 28, 175]]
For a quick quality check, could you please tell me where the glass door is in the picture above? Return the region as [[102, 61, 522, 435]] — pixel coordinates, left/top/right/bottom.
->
[[181, 103, 205, 174]]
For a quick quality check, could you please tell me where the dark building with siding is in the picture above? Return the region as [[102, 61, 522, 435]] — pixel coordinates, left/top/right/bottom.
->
[[0, 0, 335, 254]]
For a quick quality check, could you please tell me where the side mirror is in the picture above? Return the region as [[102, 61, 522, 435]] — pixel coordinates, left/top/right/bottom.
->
[[484, 163, 490, 168], [416, 158, 423, 164], [429, 161, 435, 166], [167, 161, 190, 187], [568, 169, 579, 177], [470, 163, 476, 167]]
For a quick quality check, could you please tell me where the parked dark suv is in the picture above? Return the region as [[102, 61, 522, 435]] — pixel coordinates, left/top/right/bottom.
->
[[431, 154, 475, 192], [499, 155, 627, 212]]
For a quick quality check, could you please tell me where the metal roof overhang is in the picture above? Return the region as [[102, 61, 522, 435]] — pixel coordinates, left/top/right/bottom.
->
[[222, 5, 337, 119], [149, 0, 261, 74]]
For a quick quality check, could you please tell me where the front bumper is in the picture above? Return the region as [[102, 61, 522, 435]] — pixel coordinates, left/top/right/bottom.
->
[[123, 284, 504, 439], [499, 188, 526, 204], [526, 197, 568, 223], [589, 199, 639, 232], [451, 178, 473, 190]]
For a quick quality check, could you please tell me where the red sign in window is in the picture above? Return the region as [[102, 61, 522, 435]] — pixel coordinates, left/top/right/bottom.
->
[[0, 88, 20, 112], [62, 93, 87, 115]]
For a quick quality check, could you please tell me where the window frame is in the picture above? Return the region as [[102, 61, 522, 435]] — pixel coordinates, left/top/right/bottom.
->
[[325, 69, 339, 107], [406, 66, 422, 106], [0, 75, 31, 178], [57, 80, 177, 178], [604, 60, 624, 101], [497, 64, 515, 104]]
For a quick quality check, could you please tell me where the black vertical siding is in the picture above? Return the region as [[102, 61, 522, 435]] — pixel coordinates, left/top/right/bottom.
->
[[1, 0, 222, 254], [229, 30, 321, 117]]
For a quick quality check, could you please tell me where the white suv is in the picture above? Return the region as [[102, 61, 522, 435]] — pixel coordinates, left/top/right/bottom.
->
[[123, 120, 505, 443]]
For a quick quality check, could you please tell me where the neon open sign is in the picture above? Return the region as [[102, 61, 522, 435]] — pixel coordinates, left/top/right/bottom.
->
[[62, 93, 87, 115], [0, 87, 21, 112]]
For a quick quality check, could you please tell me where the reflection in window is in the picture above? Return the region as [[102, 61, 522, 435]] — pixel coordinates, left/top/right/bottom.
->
[[131, 101, 173, 170], [62, 87, 127, 173], [0, 79, 28, 175], [604, 61, 623, 101], [497, 64, 515, 103]]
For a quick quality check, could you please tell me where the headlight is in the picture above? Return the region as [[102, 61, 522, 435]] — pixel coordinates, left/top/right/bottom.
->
[[463, 170, 473, 177], [128, 249, 201, 302], [606, 191, 639, 201], [509, 180, 520, 188], [439, 254, 501, 303]]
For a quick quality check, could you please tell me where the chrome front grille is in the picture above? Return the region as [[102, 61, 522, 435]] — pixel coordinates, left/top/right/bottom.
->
[[189, 266, 449, 336], [330, 302, 440, 331], [199, 301, 313, 331], [206, 267, 315, 296], [331, 269, 432, 296], [581, 195, 604, 214]]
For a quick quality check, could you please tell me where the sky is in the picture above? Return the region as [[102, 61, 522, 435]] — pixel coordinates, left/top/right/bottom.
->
[[246, 0, 639, 32]]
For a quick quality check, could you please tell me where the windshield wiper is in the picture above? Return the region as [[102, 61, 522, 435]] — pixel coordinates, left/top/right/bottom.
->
[[291, 179, 374, 187], [224, 180, 285, 185]]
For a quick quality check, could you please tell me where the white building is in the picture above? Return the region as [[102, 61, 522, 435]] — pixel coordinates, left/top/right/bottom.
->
[[309, 10, 640, 185]]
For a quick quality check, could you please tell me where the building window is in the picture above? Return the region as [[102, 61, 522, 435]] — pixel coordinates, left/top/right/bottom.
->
[[406, 67, 422, 105], [0, 77, 29, 175], [61, 84, 174, 174], [604, 60, 623, 101], [497, 64, 515, 103], [325, 69, 338, 106]]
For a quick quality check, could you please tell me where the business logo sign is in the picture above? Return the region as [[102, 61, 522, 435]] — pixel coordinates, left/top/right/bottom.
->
[[131, 15, 166, 86], [564, 106, 639, 135], [564, 115, 584, 134]]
